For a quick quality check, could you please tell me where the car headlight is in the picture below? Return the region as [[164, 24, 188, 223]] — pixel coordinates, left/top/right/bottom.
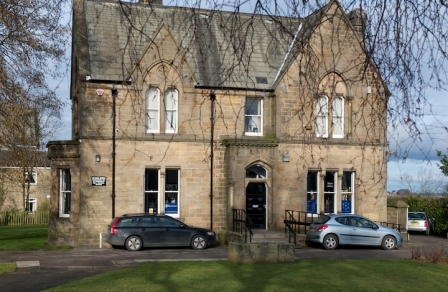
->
[[207, 231, 215, 236]]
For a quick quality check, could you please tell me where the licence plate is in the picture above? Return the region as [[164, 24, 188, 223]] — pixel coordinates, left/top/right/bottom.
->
[[410, 221, 419, 225]]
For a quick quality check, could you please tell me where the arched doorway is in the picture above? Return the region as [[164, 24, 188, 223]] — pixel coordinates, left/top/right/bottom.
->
[[245, 164, 267, 229]]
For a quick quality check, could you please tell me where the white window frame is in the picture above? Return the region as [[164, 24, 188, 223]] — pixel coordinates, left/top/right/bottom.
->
[[25, 171, 37, 185], [316, 95, 328, 138], [59, 169, 71, 218], [332, 96, 344, 138], [324, 171, 337, 214], [306, 171, 320, 216], [245, 97, 263, 136], [25, 198, 37, 212], [146, 87, 160, 133], [165, 169, 180, 218], [144, 169, 160, 214], [165, 89, 178, 134], [341, 171, 355, 214]]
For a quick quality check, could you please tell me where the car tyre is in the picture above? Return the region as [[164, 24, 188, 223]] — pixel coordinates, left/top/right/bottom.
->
[[323, 234, 338, 250], [425, 228, 430, 236], [125, 235, 142, 251], [381, 235, 396, 250], [191, 235, 207, 250]]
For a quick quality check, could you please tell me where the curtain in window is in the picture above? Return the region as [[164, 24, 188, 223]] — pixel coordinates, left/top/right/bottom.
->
[[146, 88, 159, 132], [316, 96, 328, 137], [332, 96, 343, 138], [165, 89, 178, 133], [245, 98, 261, 134]]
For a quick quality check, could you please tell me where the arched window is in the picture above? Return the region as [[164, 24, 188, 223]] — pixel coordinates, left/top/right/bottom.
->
[[316, 95, 328, 138], [246, 164, 267, 179], [146, 88, 160, 133], [332, 96, 344, 138], [165, 88, 178, 133]]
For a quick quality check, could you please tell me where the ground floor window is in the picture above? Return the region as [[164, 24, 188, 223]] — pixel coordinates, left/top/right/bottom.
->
[[59, 169, 71, 218], [144, 169, 159, 214], [144, 168, 180, 217], [341, 171, 354, 213], [306, 170, 355, 214], [306, 172, 319, 214], [324, 171, 336, 213], [25, 198, 37, 212]]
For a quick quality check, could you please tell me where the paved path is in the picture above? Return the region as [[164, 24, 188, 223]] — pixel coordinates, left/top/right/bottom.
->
[[0, 233, 446, 291]]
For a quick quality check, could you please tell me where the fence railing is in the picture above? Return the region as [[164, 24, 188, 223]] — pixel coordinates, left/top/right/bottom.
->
[[0, 210, 50, 226], [232, 208, 253, 243], [284, 210, 319, 245]]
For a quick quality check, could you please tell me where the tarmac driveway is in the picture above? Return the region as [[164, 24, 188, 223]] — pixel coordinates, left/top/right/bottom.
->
[[0, 233, 446, 292]]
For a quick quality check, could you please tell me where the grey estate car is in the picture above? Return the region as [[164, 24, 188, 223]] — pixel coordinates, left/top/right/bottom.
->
[[107, 213, 216, 251], [408, 212, 434, 235], [306, 214, 403, 250]]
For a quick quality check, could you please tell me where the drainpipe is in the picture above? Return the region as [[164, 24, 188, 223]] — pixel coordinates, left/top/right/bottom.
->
[[111, 84, 118, 219], [210, 92, 216, 230]]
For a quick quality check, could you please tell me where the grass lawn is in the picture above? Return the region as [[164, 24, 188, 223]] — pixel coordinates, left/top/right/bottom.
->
[[44, 259, 448, 292], [0, 262, 15, 275], [0, 225, 72, 251]]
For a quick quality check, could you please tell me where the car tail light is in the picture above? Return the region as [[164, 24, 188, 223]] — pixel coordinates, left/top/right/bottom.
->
[[424, 221, 428, 227], [317, 225, 328, 232], [110, 218, 120, 235]]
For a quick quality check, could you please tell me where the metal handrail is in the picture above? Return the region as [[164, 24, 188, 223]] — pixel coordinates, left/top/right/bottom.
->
[[284, 210, 319, 244], [232, 208, 253, 243], [378, 222, 402, 232]]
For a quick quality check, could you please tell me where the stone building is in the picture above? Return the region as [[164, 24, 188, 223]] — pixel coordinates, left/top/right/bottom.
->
[[0, 151, 51, 212], [47, 0, 390, 247]]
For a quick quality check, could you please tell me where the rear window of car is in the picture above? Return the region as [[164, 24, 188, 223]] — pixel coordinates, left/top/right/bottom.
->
[[117, 217, 140, 227], [408, 213, 426, 220], [314, 215, 330, 224]]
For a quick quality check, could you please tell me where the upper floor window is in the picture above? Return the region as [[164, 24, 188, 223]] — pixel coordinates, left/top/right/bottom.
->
[[165, 89, 178, 133], [146, 88, 160, 133], [332, 96, 344, 138], [245, 97, 262, 136], [25, 171, 37, 185], [316, 95, 344, 138], [316, 95, 328, 138]]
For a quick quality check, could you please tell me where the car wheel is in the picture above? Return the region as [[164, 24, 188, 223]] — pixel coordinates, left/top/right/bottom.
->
[[125, 236, 142, 251], [381, 235, 396, 250], [191, 235, 207, 250], [425, 228, 431, 236], [323, 234, 338, 250]]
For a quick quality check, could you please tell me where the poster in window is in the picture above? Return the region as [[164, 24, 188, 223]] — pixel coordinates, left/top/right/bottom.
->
[[307, 199, 317, 213], [342, 200, 351, 213]]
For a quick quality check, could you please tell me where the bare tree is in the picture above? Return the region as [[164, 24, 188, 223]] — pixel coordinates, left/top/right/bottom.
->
[[0, 0, 70, 147], [0, 0, 70, 210], [400, 167, 445, 194]]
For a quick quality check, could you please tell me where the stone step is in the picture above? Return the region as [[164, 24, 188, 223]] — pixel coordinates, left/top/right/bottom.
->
[[251, 230, 290, 244]]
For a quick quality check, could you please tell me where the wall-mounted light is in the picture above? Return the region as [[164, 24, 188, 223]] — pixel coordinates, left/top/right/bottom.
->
[[282, 153, 290, 162], [95, 154, 101, 162], [111, 84, 118, 97]]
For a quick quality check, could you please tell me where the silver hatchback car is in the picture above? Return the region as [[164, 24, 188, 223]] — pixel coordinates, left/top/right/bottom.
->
[[306, 214, 403, 250]]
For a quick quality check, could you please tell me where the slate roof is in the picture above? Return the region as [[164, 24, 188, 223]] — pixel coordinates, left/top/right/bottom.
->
[[82, 0, 331, 90]]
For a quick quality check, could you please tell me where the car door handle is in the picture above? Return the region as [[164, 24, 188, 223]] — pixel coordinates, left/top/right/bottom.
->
[[140, 228, 146, 231]]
